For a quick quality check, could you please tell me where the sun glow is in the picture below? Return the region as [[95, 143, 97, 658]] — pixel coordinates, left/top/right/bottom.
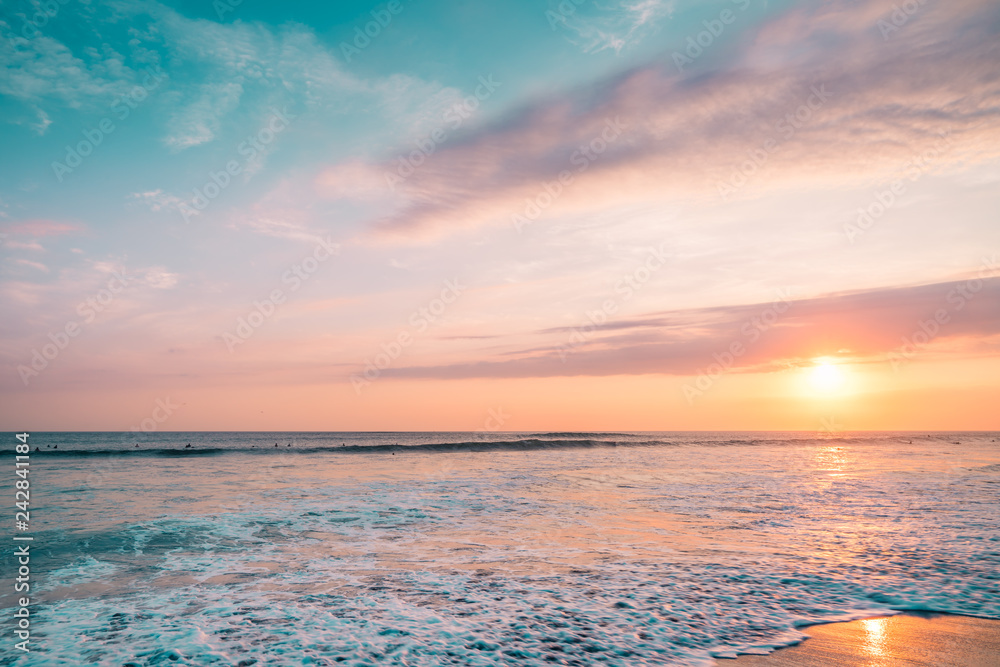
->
[[809, 360, 846, 394]]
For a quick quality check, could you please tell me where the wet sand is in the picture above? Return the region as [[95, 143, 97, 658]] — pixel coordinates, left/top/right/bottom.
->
[[726, 612, 1000, 666]]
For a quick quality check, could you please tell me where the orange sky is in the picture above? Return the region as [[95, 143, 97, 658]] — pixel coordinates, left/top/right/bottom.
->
[[2, 0, 999, 431]]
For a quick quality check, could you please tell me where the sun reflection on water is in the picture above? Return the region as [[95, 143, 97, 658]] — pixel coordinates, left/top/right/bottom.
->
[[861, 618, 888, 660], [815, 445, 848, 477]]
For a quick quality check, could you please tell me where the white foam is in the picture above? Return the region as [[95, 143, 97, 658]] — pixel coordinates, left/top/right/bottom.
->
[[4, 435, 998, 665]]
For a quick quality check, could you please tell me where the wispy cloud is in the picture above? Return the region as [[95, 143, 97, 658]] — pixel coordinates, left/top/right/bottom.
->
[[146, 4, 465, 152], [555, 0, 676, 54], [4, 240, 44, 251], [0, 32, 141, 109], [142, 267, 180, 290], [2, 220, 84, 237], [162, 82, 244, 151], [360, 0, 1000, 240], [375, 276, 1000, 380], [13, 259, 49, 273], [2, 1, 464, 154], [130, 190, 187, 213]]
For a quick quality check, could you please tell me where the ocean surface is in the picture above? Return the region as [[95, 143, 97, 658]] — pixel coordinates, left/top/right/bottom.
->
[[2, 431, 999, 666]]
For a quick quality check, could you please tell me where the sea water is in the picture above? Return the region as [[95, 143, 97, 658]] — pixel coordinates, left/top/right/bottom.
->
[[2, 431, 998, 665]]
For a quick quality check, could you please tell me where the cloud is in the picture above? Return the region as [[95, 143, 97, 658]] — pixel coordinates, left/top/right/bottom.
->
[[2, 1, 463, 156], [0, 32, 139, 109], [0, 258, 184, 350], [553, 0, 676, 54], [143, 267, 179, 289], [130, 189, 187, 213], [29, 108, 51, 135], [141, 4, 463, 152], [227, 178, 337, 243], [162, 82, 244, 151], [4, 240, 44, 251], [2, 220, 84, 237], [361, 0, 1000, 240], [374, 273, 1000, 380], [316, 161, 395, 202], [12, 259, 48, 273]]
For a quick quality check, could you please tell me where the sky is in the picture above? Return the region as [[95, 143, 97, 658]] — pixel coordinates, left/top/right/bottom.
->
[[0, 0, 998, 432]]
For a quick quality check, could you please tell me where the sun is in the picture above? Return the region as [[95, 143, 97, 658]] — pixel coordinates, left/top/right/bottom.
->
[[809, 361, 845, 393]]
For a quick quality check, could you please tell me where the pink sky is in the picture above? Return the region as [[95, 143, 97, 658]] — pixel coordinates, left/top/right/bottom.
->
[[1, 0, 999, 431]]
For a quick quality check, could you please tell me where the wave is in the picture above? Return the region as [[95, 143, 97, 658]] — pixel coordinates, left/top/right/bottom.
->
[[20, 438, 675, 458], [526, 432, 639, 438], [24, 433, 990, 458]]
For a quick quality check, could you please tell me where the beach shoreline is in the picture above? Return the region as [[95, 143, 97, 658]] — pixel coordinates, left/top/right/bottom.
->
[[724, 611, 1000, 666]]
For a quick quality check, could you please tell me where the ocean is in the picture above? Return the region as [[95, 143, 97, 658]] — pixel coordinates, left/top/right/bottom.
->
[[2, 431, 998, 665]]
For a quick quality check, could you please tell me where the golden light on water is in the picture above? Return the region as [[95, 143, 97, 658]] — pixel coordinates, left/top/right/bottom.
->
[[861, 618, 889, 661]]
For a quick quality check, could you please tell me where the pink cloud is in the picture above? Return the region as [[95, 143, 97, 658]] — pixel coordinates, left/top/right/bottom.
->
[[374, 275, 1000, 380], [342, 0, 1000, 241], [4, 240, 44, 251], [13, 259, 49, 273], [3, 219, 85, 237], [315, 161, 391, 202]]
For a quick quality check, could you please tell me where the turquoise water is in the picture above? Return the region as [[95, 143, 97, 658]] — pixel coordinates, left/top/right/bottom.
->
[[3, 432, 999, 665]]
